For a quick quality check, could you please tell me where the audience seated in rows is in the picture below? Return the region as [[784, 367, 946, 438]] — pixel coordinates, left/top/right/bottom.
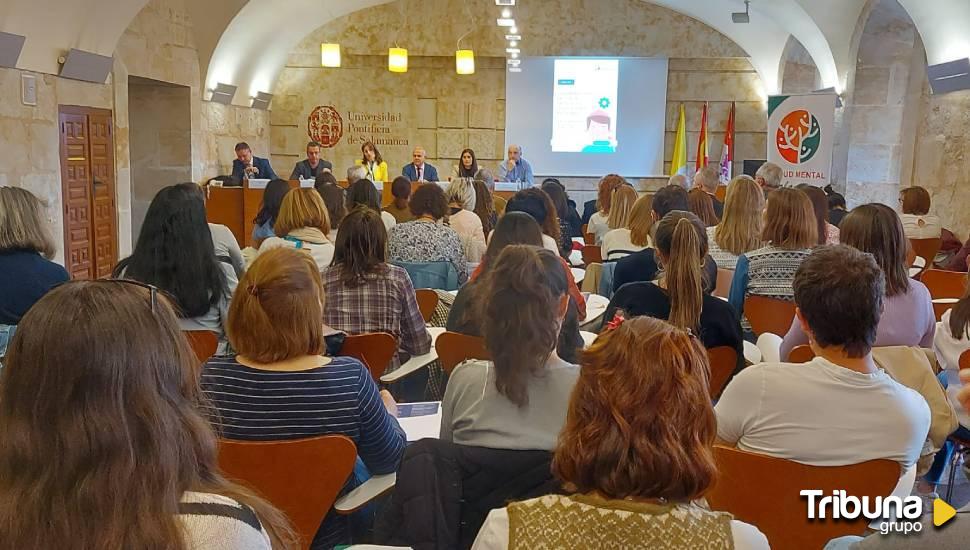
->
[[476, 168, 506, 218], [202, 247, 405, 548], [687, 187, 719, 227], [383, 176, 414, 224], [0, 186, 69, 358], [613, 185, 718, 294], [706, 175, 764, 270], [601, 193, 653, 260], [799, 184, 840, 245], [323, 207, 432, 372], [598, 184, 637, 245], [504, 187, 561, 255], [473, 316, 769, 549], [754, 161, 782, 195], [728, 187, 816, 324], [781, 204, 934, 359], [472, 177, 497, 237], [825, 185, 849, 227], [388, 183, 469, 284], [540, 179, 581, 258], [693, 164, 724, 218], [314, 172, 346, 241], [932, 283, 970, 475], [899, 185, 942, 240], [258, 187, 335, 272], [604, 211, 743, 373], [0, 280, 292, 548], [445, 178, 487, 264], [209, 219, 245, 276], [114, 183, 236, 352], [584, 174, 625, 237], [441, 245, 580, 452], [251, 178, 290, 245], [348, 177, 396, 231]]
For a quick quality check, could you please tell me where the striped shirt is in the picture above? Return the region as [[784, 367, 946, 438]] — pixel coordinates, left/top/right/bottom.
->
[[200, 356, 406, 548]]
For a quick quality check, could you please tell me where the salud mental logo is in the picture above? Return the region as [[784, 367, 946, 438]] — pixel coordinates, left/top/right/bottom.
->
[[308, 105, 344, 148], [776, 109, 821, 164]]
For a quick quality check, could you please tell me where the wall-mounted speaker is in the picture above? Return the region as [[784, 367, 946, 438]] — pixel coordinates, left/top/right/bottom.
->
[[928, 58, 970, 95], [0, 32, 26, 68], [59, 48, 113, 84]]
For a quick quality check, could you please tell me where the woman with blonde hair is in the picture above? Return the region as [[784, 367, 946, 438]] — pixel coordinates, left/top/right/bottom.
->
[[0, 187, 69, 357], [446, 178, 487, 263], [586, 174, 626, 242], [597, 184, 637, 245], [728, 187, 817, 322], [472, 316, 768, 549], [258, 188, 335, 271], [708, 175, 765, 269], [601, 194, 653, 260], [687, 187, 719, 227]]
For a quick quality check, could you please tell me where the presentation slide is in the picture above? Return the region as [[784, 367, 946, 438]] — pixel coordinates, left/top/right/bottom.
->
[[506, 57, 668, 178]]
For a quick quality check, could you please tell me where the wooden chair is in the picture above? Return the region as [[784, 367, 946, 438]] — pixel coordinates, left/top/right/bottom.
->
[[707, 346, 738, 399], [436, 331, 491, 375], [715, 184, 728, 202], [339, 332, 397, 381], [582, 245, 603, 266], [961, 349, 970, 371], [184, 330, 218, 366], [787, 344, 815, 363], [921, 269, 967, 320], [713, 268, 734, 299], [744, 296, 796, 336], [944, 349, 970, 500], [707, 446, 900, 550], [414, 288, 439, 323], [910, 237, 942, 269], [218, 435, 357, 550]]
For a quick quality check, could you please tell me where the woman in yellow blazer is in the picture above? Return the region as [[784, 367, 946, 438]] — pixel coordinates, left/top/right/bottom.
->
[[356, 141, 389, 182]]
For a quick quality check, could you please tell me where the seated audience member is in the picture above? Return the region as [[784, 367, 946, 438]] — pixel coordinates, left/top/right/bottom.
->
[[603, 211, 742, 370], [258, 188, 335, 272], [347, 164, 367, 185], [694, 164, 724, 218], [688, 187, 719, 227], [251, 178, 290, 244], [668, 173, 689, 189], [315, 172, 346, 241], [0, 187, 69, 358], [825, 185, 849, 227], [290, 140, 333, 180], [707, 175, 764, 270], [451, 148, 479, 180], [114, 184, 236, 351], [356, 141, 389, 182], [584, 174, 625, 234], [383, 176, 415, 224], [728, 187, 817, 321], [209, 220, 245, 276], [388, 183, 468, 284], [935, 283, 970, 423], [476, 168, 506, 217], [941, 236, 970, 272], [445, 178, 487, 264], [717, 246, 931, 470], [799, 184, 840, 244], [593, 184, 636, 245], [348, 177, 396, 231], [613, 185, 718, 294], [323, 208, 432, 372], [448, 213, 585, 359], [898, 186, 942, 239], [473, 317, 769, 550], [541, 179, 581, 257], [754, 161, 782, 195], [781, 204, 934, 360], [602, 194, 653, 260], [441, 245, 579, 451], [202, 248, 405, 548], [0, 281, 291, 548], [472, 178, 497, 237], [504, 187, 562, 255]]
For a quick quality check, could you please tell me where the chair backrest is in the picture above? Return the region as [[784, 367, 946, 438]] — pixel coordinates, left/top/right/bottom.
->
[[582, 245, 602, 265], [960, 349, 970, 371], [744, 295, 796, 336], [706, 446, 900, 550], [218, 435, 357, 550], [707, 346, 738, 399], [788, 344, 816, 363], [715, 184, 728, 202], [713, 268, 734, 299], [921, 269, 968, 299], [436, 331, 491, 375], [184, 330, 218, 367], [414, 288, 439, 323], [583, 228, 595, 245], [392, 261, 460, 291], [910, 238, 942, 268], [340, 332, 398, 380]]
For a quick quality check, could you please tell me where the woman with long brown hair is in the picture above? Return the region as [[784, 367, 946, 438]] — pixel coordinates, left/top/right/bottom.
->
[[688, 187, 719, 227], [472, 317, 768, 549], [441, 245, 579, 451], [585, 174, 626, 242], [472, 178, 496, 237], [798, 184, 840, 244], [0, 280, 294, 549], [708, 175, 764, 269], [356, 141, 389, 182]]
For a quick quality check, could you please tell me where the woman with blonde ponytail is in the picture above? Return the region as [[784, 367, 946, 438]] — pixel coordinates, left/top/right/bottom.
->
[[602, 211, 742, 367]]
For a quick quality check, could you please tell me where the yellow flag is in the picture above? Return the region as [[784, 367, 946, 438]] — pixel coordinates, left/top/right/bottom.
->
[[934, 498, 957, 527], [670, 104, 688, 177]]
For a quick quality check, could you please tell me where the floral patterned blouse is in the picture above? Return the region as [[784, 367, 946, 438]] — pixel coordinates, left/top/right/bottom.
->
[[388, 220, 469, 284]]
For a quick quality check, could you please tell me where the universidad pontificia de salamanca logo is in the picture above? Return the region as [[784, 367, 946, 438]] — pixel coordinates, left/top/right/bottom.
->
[[308, 105, 343, 148]]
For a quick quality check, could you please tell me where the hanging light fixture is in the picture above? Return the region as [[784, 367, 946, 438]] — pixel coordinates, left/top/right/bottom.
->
[[456, 49, 475, 75], [389, 47, 408, 73], [320, 43, 341, 67]]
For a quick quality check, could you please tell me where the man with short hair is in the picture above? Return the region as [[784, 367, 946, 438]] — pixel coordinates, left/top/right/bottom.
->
[[231, 142, 278, 183], [716, 245, 930, 470], [667, 174, 688, 189], [693, 165, 723, 218], [402, 146, 439, 182], [754, 161, 782, 194], [499, 144, 534, 188], [290, 141, 333, 180], [347, 165, 368, 184]]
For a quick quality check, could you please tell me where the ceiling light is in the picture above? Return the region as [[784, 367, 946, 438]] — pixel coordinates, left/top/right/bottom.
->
[[509, 67, 522, 73], [501, 8, 511, 18], [209, 82, 237, 104], [927, 58, 970, 94], [732, 0, 750, 24], [495, 0, 515, 5], [506, 48, 520, 54], [507, 59, 521, 66], [388, 47, 408, 73], [505, 34, 521, 41], [509, 40, 518, 47], [251, 92, 273, 110], [510, 26, 518, 34], [320, 43, 340, 67], [496, 18, 515, 27], [510, 52, 519, 59], [456, 49, 475, 75]]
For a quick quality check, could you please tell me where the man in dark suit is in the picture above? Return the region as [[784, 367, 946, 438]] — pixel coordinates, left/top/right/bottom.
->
[[402, 146, 439, 182], [289, 141, 332, 180], [694, 165, 724, 219], [231, 142, 278, 183]]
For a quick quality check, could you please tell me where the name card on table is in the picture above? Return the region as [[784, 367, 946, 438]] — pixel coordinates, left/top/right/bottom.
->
[[247, 178, 271, 190]]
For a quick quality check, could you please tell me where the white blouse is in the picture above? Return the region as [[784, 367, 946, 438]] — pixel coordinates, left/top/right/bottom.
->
[[900, 213, 942, 240]]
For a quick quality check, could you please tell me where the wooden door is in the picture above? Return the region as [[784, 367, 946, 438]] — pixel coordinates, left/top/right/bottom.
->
[[59, 106, 117, 279]]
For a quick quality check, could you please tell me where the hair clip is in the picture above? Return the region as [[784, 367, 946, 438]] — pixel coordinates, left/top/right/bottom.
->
[[605, 313, 625, 331], [247, 284, 259, 296]]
